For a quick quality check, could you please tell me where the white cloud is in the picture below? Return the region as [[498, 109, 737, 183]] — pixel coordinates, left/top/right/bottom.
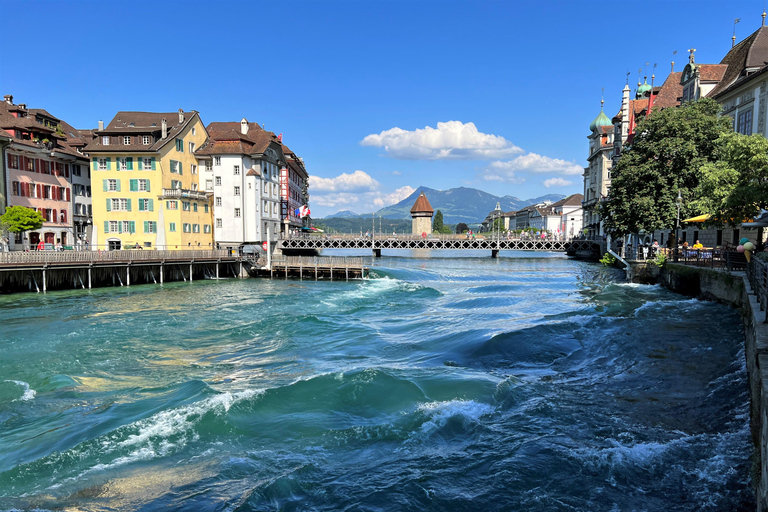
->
[[481, 153, 583, 182], [373, 185, 415, 207], [309, 171, 414, 214], [361, 121, 523, 160], [543, 177, 574, 188], [310, 170, 379, 193]]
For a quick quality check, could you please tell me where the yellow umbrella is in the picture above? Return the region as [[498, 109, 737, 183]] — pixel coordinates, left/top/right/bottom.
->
[[682, 214, 710, 223]]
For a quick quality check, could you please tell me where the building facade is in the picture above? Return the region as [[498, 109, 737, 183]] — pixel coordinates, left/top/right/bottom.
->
[[1, 95, 88, 250], [195, 119, 285, 250], [280, 144, 310, 236], [85, 110, 211, 250]]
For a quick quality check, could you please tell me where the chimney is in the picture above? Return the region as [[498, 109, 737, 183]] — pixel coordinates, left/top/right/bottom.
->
[[178, 109, 184, 124], [98, 120, 104, 131], [240, 118, 249, 135], [3, 95, 12, 105], [161, 118, 167, 139], [18, 104, 26, 110]]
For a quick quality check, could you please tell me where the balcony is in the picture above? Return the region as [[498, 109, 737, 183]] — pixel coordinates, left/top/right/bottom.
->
[[162, 188, 209, 200]]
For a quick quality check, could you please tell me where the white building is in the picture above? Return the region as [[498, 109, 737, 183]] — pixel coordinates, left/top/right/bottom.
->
[[195, 119, 285, 250]]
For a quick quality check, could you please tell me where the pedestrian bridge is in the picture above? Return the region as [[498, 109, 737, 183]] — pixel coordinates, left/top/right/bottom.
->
[[278, 234, 597, 258]]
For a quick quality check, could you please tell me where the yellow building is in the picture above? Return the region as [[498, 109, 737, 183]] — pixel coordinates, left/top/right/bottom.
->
[[85, 110, 212, 250]]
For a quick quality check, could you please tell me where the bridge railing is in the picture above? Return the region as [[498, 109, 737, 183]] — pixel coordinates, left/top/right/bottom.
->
[[283, 233, 579, 242], [0, 249, 236, 265]]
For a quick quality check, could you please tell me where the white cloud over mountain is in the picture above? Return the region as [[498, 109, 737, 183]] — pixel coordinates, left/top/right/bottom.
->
[[360, 121, 523, 160], [310, 171, 414, 213]]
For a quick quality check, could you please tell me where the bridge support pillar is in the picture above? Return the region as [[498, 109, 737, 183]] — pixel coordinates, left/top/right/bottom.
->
[[491, 250, 499, 258], [373, 248, 381, 258]]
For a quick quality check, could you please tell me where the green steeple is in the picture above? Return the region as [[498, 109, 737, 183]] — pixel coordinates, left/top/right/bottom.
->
[[636, 77, 652, 99], [589, 100, 612, 132]]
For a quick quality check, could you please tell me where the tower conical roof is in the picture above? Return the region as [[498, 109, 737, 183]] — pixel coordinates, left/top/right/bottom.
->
[[410, 191, 434, 214]]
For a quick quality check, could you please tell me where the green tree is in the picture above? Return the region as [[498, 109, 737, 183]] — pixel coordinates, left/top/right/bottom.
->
[[456, 222, 468, 234], [599, 98, 731, 236], [0, 206, 43, 235], [433, 210, 445, 232], [694, 132, 768, 226]]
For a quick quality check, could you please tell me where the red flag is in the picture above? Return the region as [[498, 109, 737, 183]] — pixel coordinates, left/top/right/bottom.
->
[[277, 133, 283, 142]]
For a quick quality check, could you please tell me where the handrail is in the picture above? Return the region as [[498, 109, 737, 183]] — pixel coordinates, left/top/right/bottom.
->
[[747, 257, 768, 323], [270, 255, 366, 267], [0, 249, 236, 265]]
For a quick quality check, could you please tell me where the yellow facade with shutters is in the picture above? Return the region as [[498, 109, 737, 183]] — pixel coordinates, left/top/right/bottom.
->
[[90, 113, 212, 250]]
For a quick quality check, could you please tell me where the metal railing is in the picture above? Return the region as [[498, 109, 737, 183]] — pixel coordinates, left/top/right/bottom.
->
[[622, 246, 727, 269], [747, 256, 768, 323], [281, 232, 577, 242], [0, 249, 236, 265]]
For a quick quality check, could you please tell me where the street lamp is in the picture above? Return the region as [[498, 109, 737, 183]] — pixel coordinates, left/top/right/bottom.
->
[[674, 190, 682, 262]]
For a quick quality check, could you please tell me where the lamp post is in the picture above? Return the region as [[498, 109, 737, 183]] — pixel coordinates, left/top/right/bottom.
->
[[674, 190, 682, 262]]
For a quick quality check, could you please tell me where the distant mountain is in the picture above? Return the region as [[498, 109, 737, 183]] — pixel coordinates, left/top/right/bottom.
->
[[326, 210, 360, 218], [372, 186, 566, 224]]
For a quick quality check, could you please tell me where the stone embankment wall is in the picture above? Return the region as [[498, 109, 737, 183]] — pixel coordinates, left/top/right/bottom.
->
[[628, 261, 768, 509]]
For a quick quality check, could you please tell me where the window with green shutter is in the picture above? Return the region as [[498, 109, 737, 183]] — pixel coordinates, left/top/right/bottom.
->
[[126, 157, 133, 170], [106, 198, 111, 212], [106, 157, 112, 170], [103, 179, 108, 192], [169, 222, 176, 232], [143, 221, 148, 233], [130, 179, 138, 192], [176, 139, 183, 152], [115, 180, 121, 192], [92, 157, 98, 171], [104, 221, 109, 233], [151, 157, 156, 170], [126, 198, 131, 211], [129, 221, 135, 234], [148, 199, 154, 211]]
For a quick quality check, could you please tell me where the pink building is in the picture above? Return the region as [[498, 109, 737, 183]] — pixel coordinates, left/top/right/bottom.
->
[[1, 95, 89, 249]]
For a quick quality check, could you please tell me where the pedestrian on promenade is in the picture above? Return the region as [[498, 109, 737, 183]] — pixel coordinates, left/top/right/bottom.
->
[[37, 240, 44, 251]]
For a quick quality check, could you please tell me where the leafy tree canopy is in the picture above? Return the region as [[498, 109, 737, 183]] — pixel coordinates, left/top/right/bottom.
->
[[0, 206, 43, 234], [432, 210, 451, 234], [693, 132, 768, 226], [456, 222, 469, 234], [599, 98, 731, 236]]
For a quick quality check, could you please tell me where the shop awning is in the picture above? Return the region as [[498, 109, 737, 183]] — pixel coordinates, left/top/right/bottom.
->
[[682, 214, 710, 223]]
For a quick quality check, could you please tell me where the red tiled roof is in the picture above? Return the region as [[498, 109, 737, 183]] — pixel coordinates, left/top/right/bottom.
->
[[652, 72, 683, 108], [196, 121, 282, 157], [410, 192, 433, 214], [697, 64, 727, 82]]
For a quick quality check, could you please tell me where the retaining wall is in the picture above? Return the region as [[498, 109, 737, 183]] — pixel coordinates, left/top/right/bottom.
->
[[628, 261, 767, 509]]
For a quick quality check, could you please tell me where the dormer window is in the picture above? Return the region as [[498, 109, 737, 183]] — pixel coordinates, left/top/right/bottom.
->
[[102, 136, 109, 145], [123, 136, 131, 145], [143, 135, 150, 145]]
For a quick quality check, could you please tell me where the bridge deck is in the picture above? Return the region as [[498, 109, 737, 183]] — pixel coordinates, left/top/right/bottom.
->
[[279, 235, 595, 255]]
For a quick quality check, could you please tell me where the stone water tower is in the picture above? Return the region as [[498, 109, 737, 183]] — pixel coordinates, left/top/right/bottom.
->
[[410, 191, 434, 235]]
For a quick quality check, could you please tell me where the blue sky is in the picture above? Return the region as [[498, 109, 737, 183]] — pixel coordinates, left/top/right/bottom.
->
[[0, 0, 762, 217]]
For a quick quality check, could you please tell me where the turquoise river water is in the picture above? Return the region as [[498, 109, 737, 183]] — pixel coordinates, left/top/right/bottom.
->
[[0, 251, 755, 511]]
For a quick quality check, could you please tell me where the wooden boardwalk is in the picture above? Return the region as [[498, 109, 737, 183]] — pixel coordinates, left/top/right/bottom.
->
[[255, 256, 368, 280], [0, 250, 244, 293]]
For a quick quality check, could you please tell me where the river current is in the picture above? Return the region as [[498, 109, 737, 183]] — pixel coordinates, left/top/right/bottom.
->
[[0, 251, 754, 511]]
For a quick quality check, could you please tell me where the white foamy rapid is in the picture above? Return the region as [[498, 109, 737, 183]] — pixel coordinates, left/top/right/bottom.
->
[[5, 380, 36, 401], [415, 399, 495, 435]]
